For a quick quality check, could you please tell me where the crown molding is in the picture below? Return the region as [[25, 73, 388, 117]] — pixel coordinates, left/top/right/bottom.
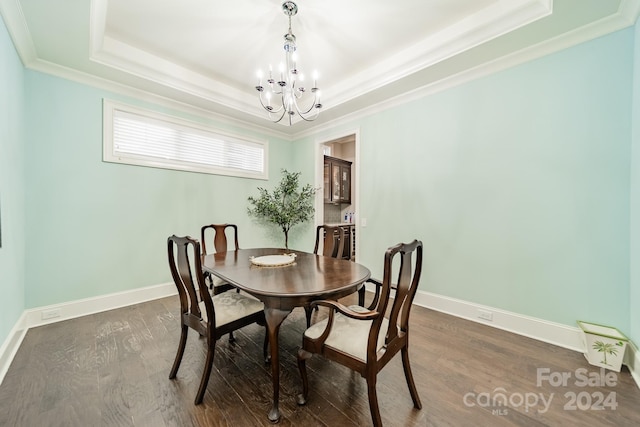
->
[[0, 0, 36, 65], [292, 0, 640, 140], [2, 0, 639, 141], [90, 35, 260, 118], [1, 0, 293, 140], [86, 0, 552, 127], [88, 0, 267, 122], [17, 54, 294, 141], [326, 0, 552, 109]]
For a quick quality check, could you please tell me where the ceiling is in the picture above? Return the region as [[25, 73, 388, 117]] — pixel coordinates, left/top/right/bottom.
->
[[1, 0, 639, 138]]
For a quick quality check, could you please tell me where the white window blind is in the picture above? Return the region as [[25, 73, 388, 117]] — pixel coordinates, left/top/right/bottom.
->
[[103, 100, 268, 179]]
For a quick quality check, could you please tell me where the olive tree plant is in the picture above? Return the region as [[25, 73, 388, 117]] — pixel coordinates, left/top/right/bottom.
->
[[247, 169, 317, 250]]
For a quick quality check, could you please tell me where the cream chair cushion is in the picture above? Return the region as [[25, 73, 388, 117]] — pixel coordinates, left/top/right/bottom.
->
[[199, 290, 263, 327], [210, 275, 228, 288], [304, 305, 390, 362]]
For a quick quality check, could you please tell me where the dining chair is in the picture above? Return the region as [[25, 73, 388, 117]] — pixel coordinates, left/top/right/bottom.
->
[[201, 223, 243, 342], [167, 235, 267, 405], [201, 223, 240, 295], [297, 240, 423, 427], [304, 225, 348, 327], [306, 225, 365, 327], [313, 224, 347, 258]]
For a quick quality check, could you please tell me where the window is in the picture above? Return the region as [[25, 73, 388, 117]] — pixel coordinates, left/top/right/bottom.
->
[[103, 100, 268, 179]]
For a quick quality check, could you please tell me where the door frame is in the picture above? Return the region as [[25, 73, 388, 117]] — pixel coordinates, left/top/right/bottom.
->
[[314, 128, 361, 261]]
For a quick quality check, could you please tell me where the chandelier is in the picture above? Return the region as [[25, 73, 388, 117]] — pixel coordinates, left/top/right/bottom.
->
[[255, 1, 322, 125]]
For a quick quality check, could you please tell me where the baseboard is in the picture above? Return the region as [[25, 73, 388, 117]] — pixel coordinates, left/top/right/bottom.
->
[[411, 290, 639, 389], [413, 290, 584, 351], [0, 282, 176, 386], [627, 340, 640, 389], [23, 282, 176, 328], [0, 311, 28, 386]]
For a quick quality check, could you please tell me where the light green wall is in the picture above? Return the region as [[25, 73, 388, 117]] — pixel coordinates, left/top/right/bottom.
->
[[0, 16, 25, 347], [631, 20, 640, 347], [23, 71, 293, 308], [296, 28, 634, 332], [1, 13, 638, 348]]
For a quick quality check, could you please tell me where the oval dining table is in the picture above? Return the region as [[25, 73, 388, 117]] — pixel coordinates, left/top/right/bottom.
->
[[202, 247, 371, 423]]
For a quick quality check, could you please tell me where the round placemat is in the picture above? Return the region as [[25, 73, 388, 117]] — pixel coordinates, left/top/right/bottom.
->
[[250, 253, 297, 267]]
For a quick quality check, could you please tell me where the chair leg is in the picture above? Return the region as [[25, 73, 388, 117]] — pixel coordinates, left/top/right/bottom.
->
[[304, 305, 313, 328], [358, 285, 366, 306], [169, 325, 188, 379], [366, 375, 383, 427], [228, 331, 235, 343], [296, 349, 312, 405], [195, 339, 216, 405], [401, 346, 422, 409]]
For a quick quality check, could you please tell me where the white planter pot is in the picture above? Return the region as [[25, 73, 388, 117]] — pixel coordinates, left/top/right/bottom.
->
[[577, 321, 629, 373]]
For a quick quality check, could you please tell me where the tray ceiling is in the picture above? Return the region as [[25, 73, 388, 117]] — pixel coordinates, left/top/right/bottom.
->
[[1, 0, 638, 137]]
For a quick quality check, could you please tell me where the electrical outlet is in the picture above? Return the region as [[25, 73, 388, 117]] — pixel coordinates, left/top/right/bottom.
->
[[41, 308, 61, 320], [478, 309, 493, 321], [361, 218, 367, 227]]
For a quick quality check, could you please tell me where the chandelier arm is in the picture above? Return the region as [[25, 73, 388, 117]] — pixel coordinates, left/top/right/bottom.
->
[[296, 109, 321, 122], [268, 106, 288, 123], [291, 92, 320, 116], [257, 92, 285, 114], [288, 79, 320, 116], [268, 91, 291, 122], [269, 82, 285, 95]]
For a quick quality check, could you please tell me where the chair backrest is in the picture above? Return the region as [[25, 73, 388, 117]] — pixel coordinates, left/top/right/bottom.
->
[[200, 224, 239, 255], [372, 240, 423, 349], [167, 235, 214, 336], [313, 225, 346, 258]]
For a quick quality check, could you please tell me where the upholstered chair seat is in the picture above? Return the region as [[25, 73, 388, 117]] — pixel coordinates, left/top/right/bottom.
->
[[303, 305, 389, 362]]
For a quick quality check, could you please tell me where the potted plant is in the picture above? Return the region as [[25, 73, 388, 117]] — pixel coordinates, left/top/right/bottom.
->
[[248, 169, 317, 250]]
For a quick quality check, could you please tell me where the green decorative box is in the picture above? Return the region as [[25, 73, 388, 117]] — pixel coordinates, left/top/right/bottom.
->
[[577, 321, 629, 372]]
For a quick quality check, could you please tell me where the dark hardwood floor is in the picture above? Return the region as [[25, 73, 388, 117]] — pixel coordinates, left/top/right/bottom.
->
[[1, 293, 638, 426]]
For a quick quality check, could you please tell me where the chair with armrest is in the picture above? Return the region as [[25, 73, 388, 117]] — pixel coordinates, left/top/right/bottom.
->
[[167, 235, 268, 405], [297, 240, 423, 427], [201, 224, 239, 295]]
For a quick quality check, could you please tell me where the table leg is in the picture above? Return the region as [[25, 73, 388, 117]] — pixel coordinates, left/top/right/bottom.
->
[[264, 307, 292, 423]]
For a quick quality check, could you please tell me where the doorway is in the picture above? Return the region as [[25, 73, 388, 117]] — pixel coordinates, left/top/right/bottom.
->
[[316, 132, 358, 260]]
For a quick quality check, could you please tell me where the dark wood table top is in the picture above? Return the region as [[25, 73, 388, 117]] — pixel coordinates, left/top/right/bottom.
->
[[202, 248, 371, 308]]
